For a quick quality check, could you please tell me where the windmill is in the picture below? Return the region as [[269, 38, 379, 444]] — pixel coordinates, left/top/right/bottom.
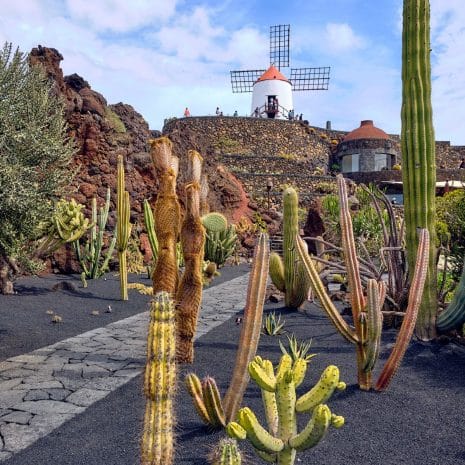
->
[[230, 25, 330, 119]]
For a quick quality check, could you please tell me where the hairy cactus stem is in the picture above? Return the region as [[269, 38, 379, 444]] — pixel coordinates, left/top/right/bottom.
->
[[376, 228, 429, 391], [223, 232, 270, 422]]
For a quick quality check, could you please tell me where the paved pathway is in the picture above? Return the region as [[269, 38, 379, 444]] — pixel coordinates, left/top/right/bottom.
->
[[0, 273, 250, 461]]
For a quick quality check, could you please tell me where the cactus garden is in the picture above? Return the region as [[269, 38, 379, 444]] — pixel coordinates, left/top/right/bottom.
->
[[1, 1, 465, 464]]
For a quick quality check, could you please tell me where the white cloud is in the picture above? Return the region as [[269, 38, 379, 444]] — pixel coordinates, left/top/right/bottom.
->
[[324, 23, 366, 54], [65, 0, 178, 32]]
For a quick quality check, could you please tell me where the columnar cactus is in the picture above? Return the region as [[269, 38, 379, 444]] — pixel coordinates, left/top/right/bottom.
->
[[269, 187, 310, 309], [116, 154, 132, 300], [176, 150, 206, 363], [141, 292, 176, 465], [186, 232, 270, 424], [296, 175, 430, 391], [143, 199, 158, 265], [226, 354, 346, 465], [149, 137, 181, 296], [208, 438, 242, 465], [73, 188, 116, 279], [401, 0, 437, 340]]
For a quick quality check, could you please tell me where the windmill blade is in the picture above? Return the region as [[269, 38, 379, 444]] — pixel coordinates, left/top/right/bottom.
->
[[290, 67, 330, 91], [270, 24, 290, 70], [230, 70, 265, 93]]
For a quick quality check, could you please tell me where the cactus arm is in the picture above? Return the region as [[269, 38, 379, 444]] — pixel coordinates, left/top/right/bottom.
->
[[261, 359, 279, 437], [375, 228, 429, 391], [237, 408, 284, 453], [226, 421, 247, 440], [202, 376, 226, 427], [269, 252, 286, 293], [437, 257, 465, 332], [141, 292, 176, 465], [296, 236, 358, 344], [255, 449, 277, 463], [363, 279, 383, 373], [275, 354, 293, 382], [185, 373, 211, 424], [143, 199, 159, 262], [223, 232, 269, 422], [336, 175, 365, 319], [291, 358, 307, 388], [248, 359, 276, 392], [401, 0, 437, 340], [289, 404, 331, 451], [295, 365, 341, 413]]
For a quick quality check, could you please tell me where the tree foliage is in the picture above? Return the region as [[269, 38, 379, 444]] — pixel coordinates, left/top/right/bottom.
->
[[0, 42, 75, 286]]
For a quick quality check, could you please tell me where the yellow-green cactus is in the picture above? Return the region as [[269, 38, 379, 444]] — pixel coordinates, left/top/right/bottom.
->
[[227, 355, 345, 465], [141, 292, 176, 465], [209, 438, 242, 465], [116, 154, 132, 301], [269, 187, 310, 309]]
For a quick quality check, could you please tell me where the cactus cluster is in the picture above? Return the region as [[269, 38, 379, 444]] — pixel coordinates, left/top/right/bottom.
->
[[203, 212, 237, 268], [208, 438, 242, 465], [295, 175, 430, 391], [36, 198, 91, 257], [116, 154, 132, 300], [73, 187, 116, 281], [269, 187, 310, 309], [141, 292, 176, 465], [226, 354, 345, 465]]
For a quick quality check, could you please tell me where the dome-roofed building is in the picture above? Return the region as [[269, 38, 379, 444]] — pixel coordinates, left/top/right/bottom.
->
[[335, 120, 399, 173]]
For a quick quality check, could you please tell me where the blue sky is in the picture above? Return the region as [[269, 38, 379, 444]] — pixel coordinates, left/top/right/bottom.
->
[[1, 0, 463, 144]]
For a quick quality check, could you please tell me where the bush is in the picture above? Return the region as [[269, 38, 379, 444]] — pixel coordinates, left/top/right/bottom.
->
[[0, 42, 75, 293]]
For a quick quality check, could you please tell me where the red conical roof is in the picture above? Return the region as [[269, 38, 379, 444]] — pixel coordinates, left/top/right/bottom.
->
[[343, 120, 389, 141], [255, 65, 290, 84]]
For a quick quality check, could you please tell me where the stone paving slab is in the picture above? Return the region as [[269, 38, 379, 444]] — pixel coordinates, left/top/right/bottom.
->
[[0, 272, 250, 461]]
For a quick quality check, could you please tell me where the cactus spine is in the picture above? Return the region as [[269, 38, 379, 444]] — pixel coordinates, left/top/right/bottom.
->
[[73, 188, 116, 279], [269, 187, 310, 309], [149, 137, 181, 296], [141, 292, 176, 465], [296, 175, 429, 390], [209, 438, 242, 465], [401, 0, 437, 340], [186, 232, 270, 425], [176, 150, 205, 363], [227, 355, 345, 465], [116, 154, 132, 300]]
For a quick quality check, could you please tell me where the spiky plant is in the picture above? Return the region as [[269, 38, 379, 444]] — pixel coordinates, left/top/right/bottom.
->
[[296, 175, 430, 391], [226, 355, 346, 465], [401, 0, 437, 340], [141, 292, 176, 465], [262, 311, 286, 336], [279, 334, 316, 363]]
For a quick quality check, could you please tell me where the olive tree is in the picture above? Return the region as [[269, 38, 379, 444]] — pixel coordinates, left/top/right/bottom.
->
[[0, 42, 75, 293]]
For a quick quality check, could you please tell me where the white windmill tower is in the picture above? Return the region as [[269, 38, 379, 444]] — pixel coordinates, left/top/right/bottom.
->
[[230, 25, 330, 119]]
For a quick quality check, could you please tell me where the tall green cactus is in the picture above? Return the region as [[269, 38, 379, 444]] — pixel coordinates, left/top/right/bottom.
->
[[226, 354, 346, 465], [269, 187, 310, 309], [73, 188, 116, 280], [141, 292, 176, 465], [143, 199, 158, 264], [296, 175, 430, 391], [401, 0, 437, 340], [186, 232, 270, 425], [437, 259, 465, 332], [117, 154, 132, 300]]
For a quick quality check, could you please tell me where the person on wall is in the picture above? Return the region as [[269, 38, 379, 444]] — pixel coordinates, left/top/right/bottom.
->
[[184, 107, 191, 117]]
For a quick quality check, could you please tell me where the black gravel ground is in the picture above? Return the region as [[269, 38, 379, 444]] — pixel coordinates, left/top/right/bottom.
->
[[2, 268, 465, 465], [0, 263, 250, 362]]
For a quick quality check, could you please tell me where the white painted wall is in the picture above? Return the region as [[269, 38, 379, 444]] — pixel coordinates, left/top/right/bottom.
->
[[251, 79, 293, 119]]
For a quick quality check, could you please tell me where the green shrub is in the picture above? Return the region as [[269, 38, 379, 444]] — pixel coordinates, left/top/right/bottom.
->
[[105, 107, 126, 133]]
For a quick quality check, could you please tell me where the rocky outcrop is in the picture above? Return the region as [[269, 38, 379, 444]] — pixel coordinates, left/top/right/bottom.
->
[[28, 46, 254, 272]]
